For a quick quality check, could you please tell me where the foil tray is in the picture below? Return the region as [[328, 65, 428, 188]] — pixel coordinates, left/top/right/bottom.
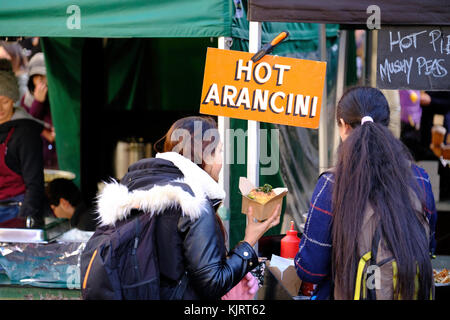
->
[[0, 228, 47, 243], [0, 218, 71, 243]]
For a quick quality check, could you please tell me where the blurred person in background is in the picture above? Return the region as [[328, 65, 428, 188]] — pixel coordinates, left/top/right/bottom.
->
[[399, 90, 423, 160], [0, 41, 28, 99], [0, 59, 45, 228], [20, 37, 42, 60], [420, 91, 450, 156], [20, 52, 58, 169], [420, 91, 450, 201], [46, 178, 98, 232]]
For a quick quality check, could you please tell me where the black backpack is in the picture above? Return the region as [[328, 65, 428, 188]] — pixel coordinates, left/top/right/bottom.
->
[[80, 211, 188, 300]]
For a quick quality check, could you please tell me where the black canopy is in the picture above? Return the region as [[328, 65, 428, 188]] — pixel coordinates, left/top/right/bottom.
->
[[248, 0, 450, 26]]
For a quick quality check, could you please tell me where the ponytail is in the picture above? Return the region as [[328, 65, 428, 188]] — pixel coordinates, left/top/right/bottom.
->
[[331, 87, 432, 300]]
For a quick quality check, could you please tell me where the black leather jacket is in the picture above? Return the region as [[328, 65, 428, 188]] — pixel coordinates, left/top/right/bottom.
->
[[97, 152, 258, 300]]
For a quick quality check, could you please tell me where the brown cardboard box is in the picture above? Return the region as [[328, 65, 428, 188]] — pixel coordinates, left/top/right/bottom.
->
[[266, 258, 302, 297], [239, 177, 288, 221]]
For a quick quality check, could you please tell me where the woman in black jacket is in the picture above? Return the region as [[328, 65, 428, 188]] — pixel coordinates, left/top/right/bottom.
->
[[0, 59, 45, 228], [95, 116, 280, 299]]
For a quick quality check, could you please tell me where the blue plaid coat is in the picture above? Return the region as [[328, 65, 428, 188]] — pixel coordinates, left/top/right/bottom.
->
[[294, 164, 438, 300]]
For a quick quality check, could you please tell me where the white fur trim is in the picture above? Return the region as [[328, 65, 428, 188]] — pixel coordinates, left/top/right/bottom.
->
[[96, 152, 225, 226], [155, 152, 226, 201], [97, 180, 207, 226]]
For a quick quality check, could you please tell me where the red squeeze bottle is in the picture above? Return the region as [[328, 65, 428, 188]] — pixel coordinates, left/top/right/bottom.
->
[[280, 221, 300, 259]]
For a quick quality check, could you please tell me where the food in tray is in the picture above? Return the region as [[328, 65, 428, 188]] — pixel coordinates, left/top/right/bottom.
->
[[247, 184, 277, 204], [433, 268, 450, 284]]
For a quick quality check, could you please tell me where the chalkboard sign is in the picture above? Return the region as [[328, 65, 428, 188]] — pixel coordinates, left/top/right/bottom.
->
[[377, 26, 450, 91]]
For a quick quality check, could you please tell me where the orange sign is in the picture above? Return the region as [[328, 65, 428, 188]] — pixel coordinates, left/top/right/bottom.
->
[[200, 48, 327, 128]]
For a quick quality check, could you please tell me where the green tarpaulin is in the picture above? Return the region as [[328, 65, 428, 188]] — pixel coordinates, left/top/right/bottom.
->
[[40, 38, 83, 186], [1, 0, 351, 248], [0, 0, 232, 38]]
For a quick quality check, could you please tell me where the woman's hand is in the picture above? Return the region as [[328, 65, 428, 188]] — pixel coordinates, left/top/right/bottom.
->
[[221, 272, 259, 300], [41, 127, 55, 143], [243, 204, 281, 247], [34, 81, 48, 103]]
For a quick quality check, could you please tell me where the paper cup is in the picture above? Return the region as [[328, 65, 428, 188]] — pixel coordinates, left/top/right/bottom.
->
[[431, 126, 446, 146]]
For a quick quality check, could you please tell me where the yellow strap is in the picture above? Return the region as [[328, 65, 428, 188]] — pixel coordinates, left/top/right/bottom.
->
[[392, 261, 399, 299], [82, 249, 98, 290], [414, 265, 419, 300], [393, 261, 426, 300], [354, 252, 372, 300], [392, 261, 408, 300], [362, 271, 367, 300]]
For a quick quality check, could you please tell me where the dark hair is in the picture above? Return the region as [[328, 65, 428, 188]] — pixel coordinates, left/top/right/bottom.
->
[[46, 178, 81, 207], [0, 58, 14, 72], [331, 87, 432, 299], [27, 74, 48, 97], [0, 41, 27, 71], [155, 116, 227, 242], [155, 116, 220, 170], [27, 75, 37, 94]]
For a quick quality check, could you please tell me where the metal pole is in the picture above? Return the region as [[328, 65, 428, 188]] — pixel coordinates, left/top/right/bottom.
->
[[318, 24, 328, 174], [365, 30, 374, 86], [248, 21, 261, 258], [217, 36, 232, 249], [370, 30, 378, 87], [248, 21, 261, 187], [332, 29, 348, 165]]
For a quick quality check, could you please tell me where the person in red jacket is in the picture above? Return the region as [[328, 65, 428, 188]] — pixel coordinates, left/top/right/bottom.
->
[[0, 59, 46, 228]]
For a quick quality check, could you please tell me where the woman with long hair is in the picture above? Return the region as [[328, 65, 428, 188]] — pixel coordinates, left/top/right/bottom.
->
[[88, 116, 280, 300], [294, 87, 437, 300]]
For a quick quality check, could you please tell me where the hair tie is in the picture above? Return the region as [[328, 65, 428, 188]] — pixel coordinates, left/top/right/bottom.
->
[[361, 116, 374, 125]]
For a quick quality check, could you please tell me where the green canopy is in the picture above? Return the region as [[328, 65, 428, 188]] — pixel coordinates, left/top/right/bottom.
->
[[1, 0, 351, 248], [0, 0, 232, 38]]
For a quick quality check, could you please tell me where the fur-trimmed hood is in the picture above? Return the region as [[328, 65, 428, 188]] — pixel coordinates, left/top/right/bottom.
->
[[96, 152, 225, 226]]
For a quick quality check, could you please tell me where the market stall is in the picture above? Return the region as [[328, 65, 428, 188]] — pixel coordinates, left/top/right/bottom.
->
[[3, 0, 447, 300], [0, 0, 342, 298], [246, 0, 450, 299], [249, 0, 450, 171], [0, 0, 234, 299], [1, 0, 343, 243]]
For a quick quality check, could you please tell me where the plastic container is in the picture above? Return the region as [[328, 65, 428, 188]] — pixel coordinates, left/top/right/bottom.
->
[[280, 221, 300, 259]]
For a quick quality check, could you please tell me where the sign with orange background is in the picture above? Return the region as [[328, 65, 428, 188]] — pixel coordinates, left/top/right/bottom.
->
[[200, 48, 327, 128]]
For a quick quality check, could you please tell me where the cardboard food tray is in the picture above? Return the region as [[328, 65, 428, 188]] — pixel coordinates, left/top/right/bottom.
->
[[239, 177, 288, 221], [266, 258, 302, 297]]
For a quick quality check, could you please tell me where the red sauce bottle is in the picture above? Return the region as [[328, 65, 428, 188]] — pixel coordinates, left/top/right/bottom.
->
[[280, 221, 300, 259]]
